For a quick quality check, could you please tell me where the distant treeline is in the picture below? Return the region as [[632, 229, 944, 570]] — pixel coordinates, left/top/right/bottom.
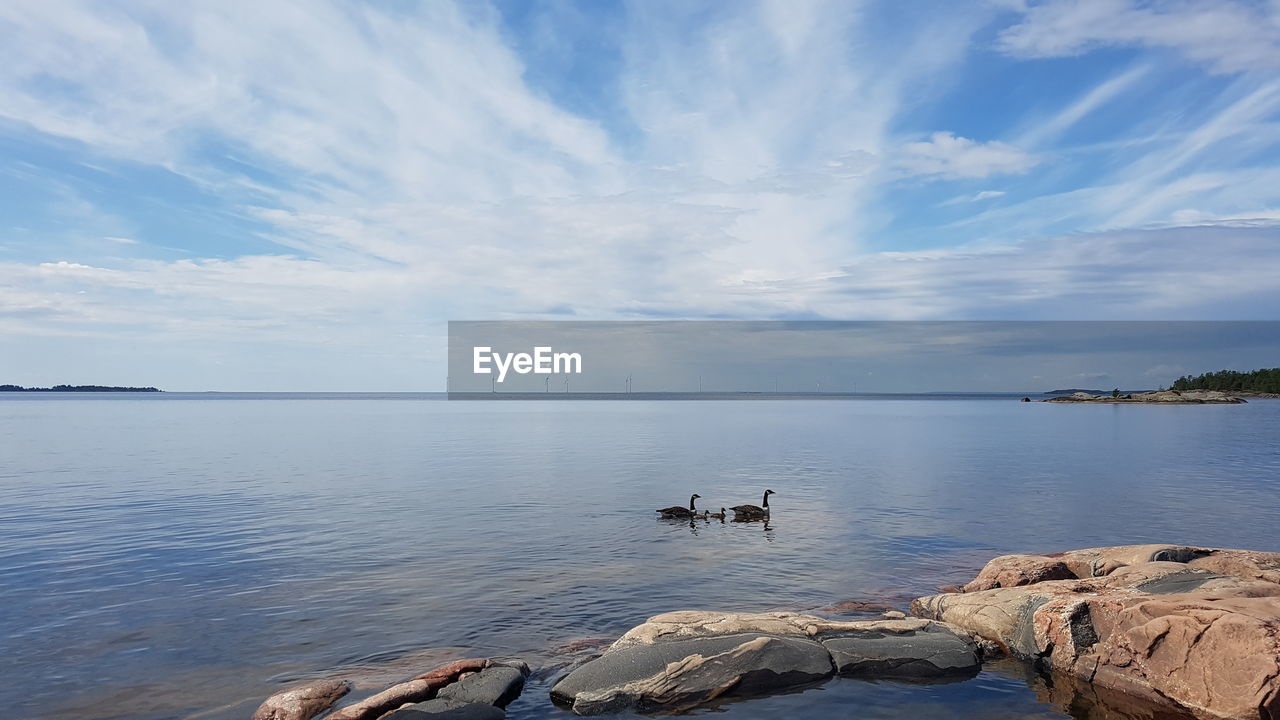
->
[[1170, 368, 1280, 393], [0, 384, 161, 392]]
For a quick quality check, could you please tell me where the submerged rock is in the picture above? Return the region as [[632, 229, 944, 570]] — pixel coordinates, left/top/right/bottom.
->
[[912, 544, 1280, 720], [817, 599, 900, 615], [550, 610, 980, 714], [250, 678, 350, 720]]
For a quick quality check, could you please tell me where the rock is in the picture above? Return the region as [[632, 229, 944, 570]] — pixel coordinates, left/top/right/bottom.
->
[[913, 544, 1280, 720], [1188, 548, 1280, 585], [327, 658, 523, 720], [823, 623, 979, 678], [325, 678, 441, 720], [339, 648, 474, 690], [403, 665, 528, 712], [606, 609, 942, 646], [962, 554, 1076, 592], [1033, 667, 1213, 720], [250, 679, 351, 720], [881, 610, 907, 620], [555, 634, 834, 714], [382, 704, 506, 720], [411, 658, 492, 684], [550, 610, 980, 714]]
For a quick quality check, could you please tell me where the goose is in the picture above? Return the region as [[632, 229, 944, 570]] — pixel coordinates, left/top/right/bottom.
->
[[709, 508, 726, 520], [730, 490, 774, 521], [657, 493, 701, 519]]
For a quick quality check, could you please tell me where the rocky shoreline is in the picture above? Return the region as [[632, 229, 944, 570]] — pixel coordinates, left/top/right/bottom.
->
[[1044, 390, 1248, 403], [251, 544, 1280, 720]]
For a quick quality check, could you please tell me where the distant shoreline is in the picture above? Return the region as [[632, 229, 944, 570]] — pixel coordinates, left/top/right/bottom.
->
[[0, 384, 161, 392]]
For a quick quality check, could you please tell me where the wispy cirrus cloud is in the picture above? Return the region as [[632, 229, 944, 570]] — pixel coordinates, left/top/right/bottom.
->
[[997, 0, 1280, 74]]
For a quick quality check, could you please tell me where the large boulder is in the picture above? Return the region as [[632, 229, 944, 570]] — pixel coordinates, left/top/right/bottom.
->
[[912, 545, 1280, 720], [250, 678, 351, 720], [550, 611, 980, 715]]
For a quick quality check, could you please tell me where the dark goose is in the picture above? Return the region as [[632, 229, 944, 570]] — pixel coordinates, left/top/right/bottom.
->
[[730, 489, 774, 520], [657, 493, 701, 518]]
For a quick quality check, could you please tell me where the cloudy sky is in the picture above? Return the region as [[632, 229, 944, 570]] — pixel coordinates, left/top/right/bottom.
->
[[2, 0, 1279, 390]]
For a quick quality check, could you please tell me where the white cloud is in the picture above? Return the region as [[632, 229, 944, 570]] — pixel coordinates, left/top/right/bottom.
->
[[998, 0, 1280, 74], [898, 132, 1039, 180], [0, 1, 620, 205], [943, 190, 1008, 206], [5, 224, 1276, 344]]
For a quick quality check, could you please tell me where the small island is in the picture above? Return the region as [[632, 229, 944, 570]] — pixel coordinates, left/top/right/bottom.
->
[[1044, 390, 1245, 403], [1043, 367, 1278, 403], [0, 384, 161, 392]]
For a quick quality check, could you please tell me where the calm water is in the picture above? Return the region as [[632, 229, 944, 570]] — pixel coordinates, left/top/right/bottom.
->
[[2, 394, 1278, 719]]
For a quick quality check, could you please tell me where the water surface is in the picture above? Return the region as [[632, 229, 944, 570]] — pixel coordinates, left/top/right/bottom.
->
[[2, 394, 1277, 719]]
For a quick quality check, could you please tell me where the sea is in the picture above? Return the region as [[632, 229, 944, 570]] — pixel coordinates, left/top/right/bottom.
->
[[2, 393, 1277, 719]]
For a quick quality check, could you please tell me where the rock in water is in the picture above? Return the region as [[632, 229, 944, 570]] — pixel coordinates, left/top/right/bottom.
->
[[912, 544, 1280, 720], [564, 635, 833, 714], [325, 678, 441, 720], [251, 678, 351, 720], [550, 611, 980, 714], [326, 657, 527, 720], [393, 663, 529, 714], [382, 703, 507, 719], [824, 625, 979, 678]]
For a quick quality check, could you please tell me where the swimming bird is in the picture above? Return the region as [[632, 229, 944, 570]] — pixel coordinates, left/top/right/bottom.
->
[[730, 490, 774, 521], [657, 493, 701, 518], [709, 508, 726, 520]]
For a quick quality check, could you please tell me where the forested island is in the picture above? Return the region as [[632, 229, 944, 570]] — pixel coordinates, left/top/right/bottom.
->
[[1170, 368, 1280, 394], [0, 384, 161, 392]]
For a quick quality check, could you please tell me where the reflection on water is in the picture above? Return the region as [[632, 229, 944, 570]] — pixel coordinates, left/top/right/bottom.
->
[[1, 395, 1276, 719]]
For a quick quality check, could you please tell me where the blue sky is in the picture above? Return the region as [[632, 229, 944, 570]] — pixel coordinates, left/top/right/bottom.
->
[[1, 0, 1279, 390]]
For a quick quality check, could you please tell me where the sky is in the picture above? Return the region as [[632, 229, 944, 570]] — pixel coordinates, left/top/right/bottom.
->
[[1, 0, 1279, 391]]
